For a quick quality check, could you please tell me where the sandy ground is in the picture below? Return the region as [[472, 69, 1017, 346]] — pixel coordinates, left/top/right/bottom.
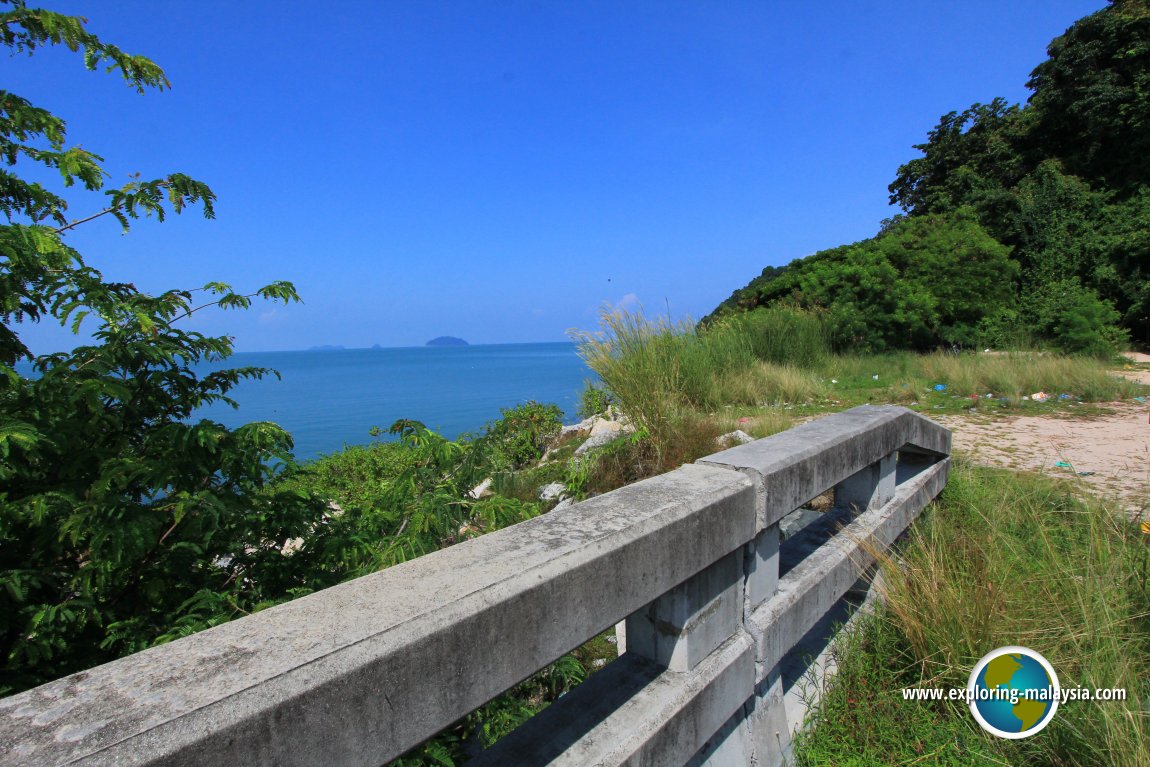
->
[[932, 354, 1150, 516]]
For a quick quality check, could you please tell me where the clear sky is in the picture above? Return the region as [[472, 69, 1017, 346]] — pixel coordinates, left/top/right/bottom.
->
[[9, 0, 1106, 352]]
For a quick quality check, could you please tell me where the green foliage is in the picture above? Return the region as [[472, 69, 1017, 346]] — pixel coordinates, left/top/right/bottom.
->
[[719, 213, 1017, 352], [713, 305, 830, 367], [718, 2, 1150, 353], [888, 1, 1150, 350], [1032, 279, 1127, 357], [480, 401, 563, 471], [276, 440, 417, 514], [1025, 0, 1150, 193], [577, 380, 614, 418], [888, 98, 1026, 223], [0, 3, 350, 694]]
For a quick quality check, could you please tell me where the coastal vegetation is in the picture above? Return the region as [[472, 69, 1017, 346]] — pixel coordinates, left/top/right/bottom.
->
[[708, 0, 1150, 359], [0, 1, 328, 693], [576, 306, 1142, 463]]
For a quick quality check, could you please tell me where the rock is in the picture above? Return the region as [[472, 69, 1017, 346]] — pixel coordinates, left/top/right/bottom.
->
[[714, 430, 755, 448], [538, 482, 567, 501], [589, 418, 625, 438], [468, 477, 493, 499], [575, 430, 625, 455], [560, 415, 597, 437], [572, 412, 636, 455]]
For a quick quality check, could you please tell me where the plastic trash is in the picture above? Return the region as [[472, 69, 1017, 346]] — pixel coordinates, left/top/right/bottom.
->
[[1059, 393, 1071, 400], [1077, 471, 1096, 476], [1054, 461, 1073, 468], [831, 379, 838, 384], [872, 374, 879, 380], [1032, 392, 1049, 402], [933, 384, 947, 392]]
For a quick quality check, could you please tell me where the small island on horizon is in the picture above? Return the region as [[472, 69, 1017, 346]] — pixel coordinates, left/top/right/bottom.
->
[[426, 336, 469, 347]]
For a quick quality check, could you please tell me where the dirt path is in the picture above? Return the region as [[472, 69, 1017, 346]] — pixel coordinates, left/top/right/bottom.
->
[[933, 355, 1150, 517]]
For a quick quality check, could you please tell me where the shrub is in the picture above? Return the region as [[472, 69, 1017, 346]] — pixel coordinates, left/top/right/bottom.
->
[[577, 380, 614, 419], [1026, 279, 1127, 357], [481, 401, 564, 471]]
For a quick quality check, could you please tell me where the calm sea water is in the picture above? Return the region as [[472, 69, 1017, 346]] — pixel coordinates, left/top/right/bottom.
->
[[193, 343, 591, 461]]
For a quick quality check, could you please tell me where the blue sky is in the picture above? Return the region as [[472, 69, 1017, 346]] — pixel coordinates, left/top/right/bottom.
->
[[9, 0, 1106, 352]]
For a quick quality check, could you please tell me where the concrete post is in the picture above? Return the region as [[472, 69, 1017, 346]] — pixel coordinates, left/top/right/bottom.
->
[[626, 549, 745, 672], [834, 452, 896, 513], [744, 525, 781, 612]]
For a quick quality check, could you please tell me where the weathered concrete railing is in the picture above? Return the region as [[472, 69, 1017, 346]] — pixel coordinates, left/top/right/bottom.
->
[[0, 405, 950, 767]]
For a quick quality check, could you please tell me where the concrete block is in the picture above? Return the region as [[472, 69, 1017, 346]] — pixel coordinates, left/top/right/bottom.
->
[[687, 701, 753, 767], [744, 525, 781, 612], [834, 452, 895, 513], [627, 550, 744, 672], [750, 668, 791, 767], [0, 464, 754, 767]]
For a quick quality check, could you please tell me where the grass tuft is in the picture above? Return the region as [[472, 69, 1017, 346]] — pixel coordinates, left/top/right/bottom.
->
[[795, 463, 1150, 766]]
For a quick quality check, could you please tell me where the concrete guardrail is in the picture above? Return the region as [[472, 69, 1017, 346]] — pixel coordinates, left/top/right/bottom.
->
[[0, 404, 951, 767]]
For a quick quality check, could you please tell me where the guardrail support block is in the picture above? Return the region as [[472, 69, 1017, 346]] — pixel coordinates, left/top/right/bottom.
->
[[834, 452, 895, 513], [626, 549, 744, 672], [745, 525, 780, 611]]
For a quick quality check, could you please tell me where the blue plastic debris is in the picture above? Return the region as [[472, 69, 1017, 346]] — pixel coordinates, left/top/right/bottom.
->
[[933, 384, 947, 392]]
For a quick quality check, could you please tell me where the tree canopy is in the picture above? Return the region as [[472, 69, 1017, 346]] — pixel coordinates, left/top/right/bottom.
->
[[0, 1, 333, 693], [713, 0, 1149, 354], [710, 212, 1016, 352]]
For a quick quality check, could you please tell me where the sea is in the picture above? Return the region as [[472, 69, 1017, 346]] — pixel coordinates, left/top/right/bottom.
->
[[191, 342, 592, 461]]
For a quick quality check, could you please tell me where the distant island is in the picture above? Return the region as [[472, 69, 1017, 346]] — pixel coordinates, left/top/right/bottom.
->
[[426, 336, 468, 347]]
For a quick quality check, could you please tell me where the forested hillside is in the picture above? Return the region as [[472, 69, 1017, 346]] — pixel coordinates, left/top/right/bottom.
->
[[709, 0, 1149, 356]]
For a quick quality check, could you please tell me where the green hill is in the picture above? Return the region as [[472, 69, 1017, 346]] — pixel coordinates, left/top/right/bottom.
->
[[709, 0, 1149, 356]]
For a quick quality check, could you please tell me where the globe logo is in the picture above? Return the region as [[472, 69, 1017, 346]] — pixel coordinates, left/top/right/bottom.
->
[[967, 646, 1060, 738]]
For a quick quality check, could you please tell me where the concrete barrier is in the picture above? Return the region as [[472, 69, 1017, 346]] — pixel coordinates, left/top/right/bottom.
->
[[0, 405, 950, 767]]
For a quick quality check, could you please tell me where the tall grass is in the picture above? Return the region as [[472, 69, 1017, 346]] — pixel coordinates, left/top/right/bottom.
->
[[715, 305, 831, 368], [874, 463, 1150, 764], [915, 352, 1144, 401], [572, 306, 831, 454]]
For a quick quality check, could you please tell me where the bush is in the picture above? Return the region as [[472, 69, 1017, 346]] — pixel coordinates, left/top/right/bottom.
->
[[481, 401, 563, 471], [577, 380, 614, 419], [1030, 280, 1128, 357], [711, 305, 831, 368]]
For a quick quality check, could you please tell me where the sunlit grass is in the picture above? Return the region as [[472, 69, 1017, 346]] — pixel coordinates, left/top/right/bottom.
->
[[796, 464, 1150, 766]]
